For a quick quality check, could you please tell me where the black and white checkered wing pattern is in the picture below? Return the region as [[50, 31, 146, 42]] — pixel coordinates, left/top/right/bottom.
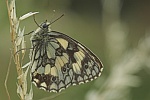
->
[[30, 30, 103, 92]]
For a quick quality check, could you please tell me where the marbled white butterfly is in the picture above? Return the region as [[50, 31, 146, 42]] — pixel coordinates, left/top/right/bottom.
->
[[29, 19, 104, 93]]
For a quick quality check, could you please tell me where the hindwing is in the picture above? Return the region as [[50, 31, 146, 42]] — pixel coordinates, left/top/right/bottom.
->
[[30, 28, 103, 92]]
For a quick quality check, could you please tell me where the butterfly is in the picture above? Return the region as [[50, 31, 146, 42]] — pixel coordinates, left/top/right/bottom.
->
[[29, 20, 104, 93]]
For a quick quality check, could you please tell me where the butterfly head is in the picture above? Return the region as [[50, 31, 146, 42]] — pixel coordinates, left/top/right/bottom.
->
[[31, 21, 51, 41], [40, 20, 51, 32], [34, 21, 51, 35], [40, 20, 50, 31]]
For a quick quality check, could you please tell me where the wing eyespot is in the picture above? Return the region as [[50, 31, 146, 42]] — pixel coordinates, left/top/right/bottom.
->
[[51, 76, 57, 82], [43, 75, 48, 81], [62, 67, 67, 72], [84, 64, 89, 69]]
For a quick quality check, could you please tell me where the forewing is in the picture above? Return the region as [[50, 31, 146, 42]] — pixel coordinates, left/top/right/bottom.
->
[[30, 31, 103, 92]]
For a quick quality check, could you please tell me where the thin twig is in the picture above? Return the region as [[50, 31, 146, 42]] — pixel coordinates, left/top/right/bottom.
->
[[4, 51, 13, 100]]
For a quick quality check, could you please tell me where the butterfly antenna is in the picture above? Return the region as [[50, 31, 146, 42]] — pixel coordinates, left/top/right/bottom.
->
[[49, 14, 64, 26], [33, 15, 43, 29]]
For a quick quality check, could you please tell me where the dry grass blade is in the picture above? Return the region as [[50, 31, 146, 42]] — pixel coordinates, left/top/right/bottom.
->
[[4, 51, 13, 100], [5, 0, 38, 99]]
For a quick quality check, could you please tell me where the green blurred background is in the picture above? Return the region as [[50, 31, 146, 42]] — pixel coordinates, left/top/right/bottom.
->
[[1, 0, 150, 100]]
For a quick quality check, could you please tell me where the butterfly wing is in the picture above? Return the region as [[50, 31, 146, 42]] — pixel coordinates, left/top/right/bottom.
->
[[30, 31, 103, 92]]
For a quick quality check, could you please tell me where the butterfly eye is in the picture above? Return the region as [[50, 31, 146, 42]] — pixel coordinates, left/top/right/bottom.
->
[[42, 23, 48, 29]]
